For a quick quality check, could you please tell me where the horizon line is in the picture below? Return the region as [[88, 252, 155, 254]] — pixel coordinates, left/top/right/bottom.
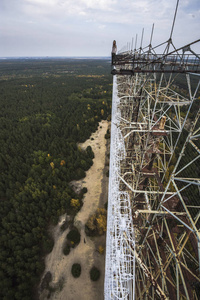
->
[[0, 56, 111, 59]]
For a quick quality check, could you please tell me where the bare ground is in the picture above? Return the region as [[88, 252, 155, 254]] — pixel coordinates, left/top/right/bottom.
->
[[39, 120, 109, 300]]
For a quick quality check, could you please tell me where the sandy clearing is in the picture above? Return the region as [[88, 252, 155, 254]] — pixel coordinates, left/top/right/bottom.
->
[[39, 120, 109, 300]]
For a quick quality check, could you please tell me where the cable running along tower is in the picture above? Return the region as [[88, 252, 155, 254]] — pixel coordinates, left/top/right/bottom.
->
[[105, 2, 200, 299]]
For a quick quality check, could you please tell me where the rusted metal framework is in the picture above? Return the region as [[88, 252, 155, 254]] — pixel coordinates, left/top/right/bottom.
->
[[112, 39, 200, 75], [105, 36, 200, 299]]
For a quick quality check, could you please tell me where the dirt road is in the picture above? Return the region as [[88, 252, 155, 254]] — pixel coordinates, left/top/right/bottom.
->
[[39, 120, 109, 300]]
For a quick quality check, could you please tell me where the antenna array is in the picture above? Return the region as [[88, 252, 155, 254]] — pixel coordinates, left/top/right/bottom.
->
[[105, 1, 200, 299]]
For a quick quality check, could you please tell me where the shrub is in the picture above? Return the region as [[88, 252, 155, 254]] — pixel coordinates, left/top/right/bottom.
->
[[90, 266, 100, 281], [40, 271, 52, 290], [82, 187, 88, 194], [71, 263, 81, 278], [86, 145, 94, 159], [63, 244, 70, 256], [67, 228, 80, 246], [105, 129, 110, 139]]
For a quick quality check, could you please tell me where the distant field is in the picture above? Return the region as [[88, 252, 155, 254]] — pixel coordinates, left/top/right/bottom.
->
[[0, 58, 111, 80]]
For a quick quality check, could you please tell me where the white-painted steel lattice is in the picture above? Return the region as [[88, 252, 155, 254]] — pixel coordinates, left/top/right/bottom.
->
[[104, 76, 135, 300]]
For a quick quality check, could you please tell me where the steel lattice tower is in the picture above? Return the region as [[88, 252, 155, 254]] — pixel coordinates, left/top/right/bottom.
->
[[104, 22, 200, 300]]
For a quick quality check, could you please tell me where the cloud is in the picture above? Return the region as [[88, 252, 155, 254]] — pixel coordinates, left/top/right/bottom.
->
[[98, 24, 106, 30], [2, 0, 199, 28], [0, 0, 176, 23], [0, 0, 200, 56]]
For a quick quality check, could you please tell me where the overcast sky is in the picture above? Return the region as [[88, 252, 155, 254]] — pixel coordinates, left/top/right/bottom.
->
[[0, 0, 200, 57]]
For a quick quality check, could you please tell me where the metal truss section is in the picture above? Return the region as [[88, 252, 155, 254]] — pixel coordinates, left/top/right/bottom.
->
[[105, 39, 200, 299], [105, 77, 135, 300], [112, 39, 200, 75]]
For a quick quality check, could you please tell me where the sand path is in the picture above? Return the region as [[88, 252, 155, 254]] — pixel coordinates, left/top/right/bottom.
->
[[39, 120, 108, 300]]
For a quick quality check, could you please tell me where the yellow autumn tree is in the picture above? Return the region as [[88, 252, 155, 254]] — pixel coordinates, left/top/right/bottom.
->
[[96, 208, 107, 235], [70, 198, 80, 211], [98, 245, 104, 254], [86, 208, 107, 235], [86, 215, 96, 231], [60, 160, 66, 166]]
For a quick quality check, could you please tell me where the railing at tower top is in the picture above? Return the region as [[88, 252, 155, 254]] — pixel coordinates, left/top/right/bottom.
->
[[111, 39, 200, 75]]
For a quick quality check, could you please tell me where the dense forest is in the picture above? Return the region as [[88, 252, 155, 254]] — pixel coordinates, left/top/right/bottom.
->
[[0, 58, 112, 300]]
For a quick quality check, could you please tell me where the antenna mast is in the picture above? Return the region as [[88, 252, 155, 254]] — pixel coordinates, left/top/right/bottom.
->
[[105, 1, 200, 299]]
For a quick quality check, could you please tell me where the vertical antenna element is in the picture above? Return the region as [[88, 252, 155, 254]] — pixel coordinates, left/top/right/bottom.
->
[[150, 23, 154, 46], [140, 28, 144, 50], [131, 38, 134, 52], [170, 0, 180, 39], [135, 34, 138, 51]]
